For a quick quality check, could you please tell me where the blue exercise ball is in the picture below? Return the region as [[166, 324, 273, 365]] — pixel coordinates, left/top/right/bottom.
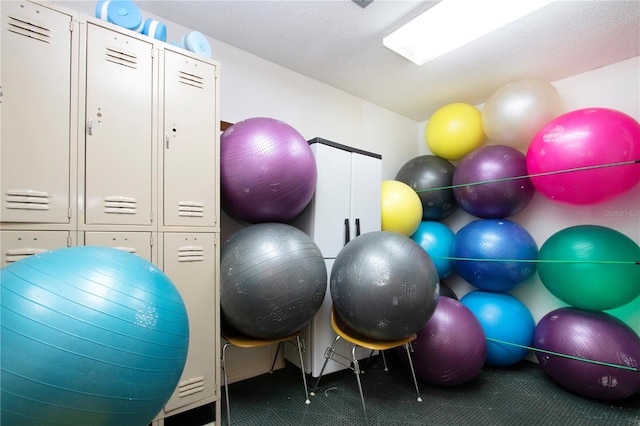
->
[[331, 231, 440, 341], [411, 221, 455, 279], [461, 290, 535, 367], [452, 219, 538, 291], [1, 246, 189, 426], [220, 223, 327, 339]]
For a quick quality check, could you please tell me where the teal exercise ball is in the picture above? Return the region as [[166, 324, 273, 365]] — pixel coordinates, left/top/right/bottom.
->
[[538, 225, 640, 311], [1, 246, 189, 426], [411, 221, 456, 279]]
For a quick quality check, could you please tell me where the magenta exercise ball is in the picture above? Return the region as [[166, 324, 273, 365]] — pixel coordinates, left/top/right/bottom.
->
[[534, 307, 640, 400], [453, 145, 535, 218], [404, 297, 486, 386], [526, 108, 640, 205], [220, 117, 317, 223]]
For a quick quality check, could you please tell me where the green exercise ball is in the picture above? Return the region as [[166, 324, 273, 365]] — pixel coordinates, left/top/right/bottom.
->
[[538, 225, 640, 311]]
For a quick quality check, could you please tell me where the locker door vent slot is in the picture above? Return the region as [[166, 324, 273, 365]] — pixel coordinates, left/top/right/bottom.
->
[[177, 201, 204, 217], [5, 248, 47, 263], [177, 245, 204, 262], [178, 70, 204, 89], [104, 196, 137, 214], [7, 15, 52, 43], [5, 190, 50, 210], [105, 46, 138, 69], [177, 376, 205, 398]]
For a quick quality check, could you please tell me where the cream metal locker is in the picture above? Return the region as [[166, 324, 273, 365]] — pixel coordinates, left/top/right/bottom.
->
[[0, 1, 77, 224], [161, 48, 218, 229], [83, 22, 154, 226], [160, 232, 219, 416], [1, 230, 72, 267], [83, 231, 154, 262]]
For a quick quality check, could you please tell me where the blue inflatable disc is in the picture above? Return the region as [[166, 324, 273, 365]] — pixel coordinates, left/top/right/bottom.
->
[[183, 31, 212, 58], [142, 18, 167, 42], [95, 0, 143, 31]]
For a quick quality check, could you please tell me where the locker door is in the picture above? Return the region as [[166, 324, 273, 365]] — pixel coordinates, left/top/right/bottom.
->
[[1, 230, 71, 267], [84, 231, 153, 262], [84, 23, 153, 226], [161, 232, 217, 413], [1, 2, 73, 223], [162, 50, 218, 227]]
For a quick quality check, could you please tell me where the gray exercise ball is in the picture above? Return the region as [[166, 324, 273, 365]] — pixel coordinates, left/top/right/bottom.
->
[[330, 231, 440, 341], [221, 223, 327, 338]]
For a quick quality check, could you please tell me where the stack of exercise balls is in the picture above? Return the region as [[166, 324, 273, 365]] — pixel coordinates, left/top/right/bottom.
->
[[219, 117, 326, 339], [402, 77, 639, 401]]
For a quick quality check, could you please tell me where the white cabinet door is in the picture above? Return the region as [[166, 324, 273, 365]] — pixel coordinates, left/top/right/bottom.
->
[[161, 232, 217, 413], [349, 150, 382, 237], [1, 2, 73, 223], [84, 23, 154, 226], [1, 230, 71, 267], [162, 49, 218, 228]]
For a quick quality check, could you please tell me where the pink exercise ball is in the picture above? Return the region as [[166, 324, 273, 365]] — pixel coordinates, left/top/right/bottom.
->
[[526, 108, 640, 205], [482, 79, 561, 150]]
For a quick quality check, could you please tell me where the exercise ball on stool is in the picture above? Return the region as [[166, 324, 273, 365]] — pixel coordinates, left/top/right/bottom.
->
[[1, 246, 189, 426], [452, 219, 538, 292], [461, 290, 535, 367], [330, 231, 440, 341], [534, 307, 640, 400], [401, 297, 486, 386], [220, 223, 327, 339], [526, 108, 640, 205], [220, 117, 317, 223], [395, 155, 458, 220], [453, 145, 535, 218], [538, 225, 640, 311]]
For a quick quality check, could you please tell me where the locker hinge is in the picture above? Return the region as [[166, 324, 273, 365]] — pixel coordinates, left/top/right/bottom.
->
[[149, 234, 154, 247], [68, 208, 73, 219], [150, 211, 154, 222], [69, 21, 73, 32], [215, 68, 221, 79], [67, 235, 72, 247]]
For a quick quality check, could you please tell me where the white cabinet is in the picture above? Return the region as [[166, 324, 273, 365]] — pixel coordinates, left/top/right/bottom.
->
[[289, 138, 382, 377], [0, 1, 77, 225]]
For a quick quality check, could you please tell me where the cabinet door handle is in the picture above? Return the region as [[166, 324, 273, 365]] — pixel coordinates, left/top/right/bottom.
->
[[355, 218, 361, 237], [344, 218, 350, 246], [87, 117, 93, 135]]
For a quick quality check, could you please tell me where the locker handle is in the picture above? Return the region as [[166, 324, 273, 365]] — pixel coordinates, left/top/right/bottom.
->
[[344, 218, 350, 246], [87, 117, 93, 135], [355, 218, 361, 237]]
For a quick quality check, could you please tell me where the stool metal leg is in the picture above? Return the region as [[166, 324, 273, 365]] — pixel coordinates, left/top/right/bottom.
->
[[312, 335, 340, 391], [221, 342, 232, 425], [351, 345, 368, 423], [296, 335, 311, 404], [403, 343, 423, 402]]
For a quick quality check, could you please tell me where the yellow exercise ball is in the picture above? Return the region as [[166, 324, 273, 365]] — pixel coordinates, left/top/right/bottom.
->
[[425, 103, 485, 160], [381, 180, 423, 236]]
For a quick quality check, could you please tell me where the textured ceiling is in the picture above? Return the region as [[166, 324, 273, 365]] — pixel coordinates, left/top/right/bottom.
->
[[132, 1, 638, 122]]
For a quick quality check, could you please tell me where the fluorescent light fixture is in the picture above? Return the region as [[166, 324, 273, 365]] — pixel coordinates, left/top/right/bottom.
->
[[383, 0, 554, 65]]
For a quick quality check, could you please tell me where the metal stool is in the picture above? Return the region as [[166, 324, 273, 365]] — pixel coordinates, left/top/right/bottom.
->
[[221, 322, 310, 425], [313, 308, 422, 423]]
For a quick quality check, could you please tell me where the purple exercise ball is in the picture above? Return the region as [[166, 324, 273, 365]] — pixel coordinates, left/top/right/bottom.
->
[[534, 307, 640, 400], [402, 297, 486, 386], [220, 117, 317, 223], [453, 145, 535, 218]]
